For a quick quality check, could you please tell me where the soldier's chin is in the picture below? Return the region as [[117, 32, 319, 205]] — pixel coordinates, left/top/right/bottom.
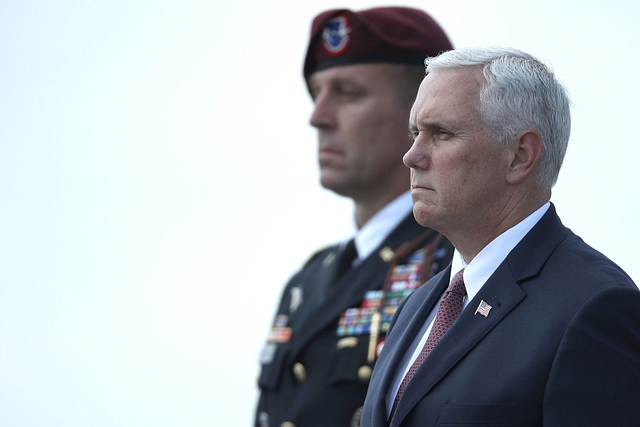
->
[[319, 172, 348, 196]]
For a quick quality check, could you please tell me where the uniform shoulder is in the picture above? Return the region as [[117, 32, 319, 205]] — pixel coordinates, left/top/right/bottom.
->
[[301, 244, 337, 268]]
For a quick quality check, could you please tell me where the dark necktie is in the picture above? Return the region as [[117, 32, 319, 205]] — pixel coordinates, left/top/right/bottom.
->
[[388, 269, 467, 422], [331, 238, 358, 286]]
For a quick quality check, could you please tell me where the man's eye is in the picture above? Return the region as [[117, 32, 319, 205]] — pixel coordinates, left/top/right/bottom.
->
[[309, 87, 321, 101], [335, 85, 364, 99], [434, 128, 453, 139], [338, 90, 360, 99]]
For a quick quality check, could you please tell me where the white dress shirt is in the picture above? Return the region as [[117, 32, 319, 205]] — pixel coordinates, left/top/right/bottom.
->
[[341, 191, 413, 264], [385, 202, 550, 415]]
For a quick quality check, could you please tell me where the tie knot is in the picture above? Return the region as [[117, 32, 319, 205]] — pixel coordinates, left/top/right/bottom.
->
[[448, 269, 467, 296], [330, 239, 359, 287], [342, 238, 358, 261]]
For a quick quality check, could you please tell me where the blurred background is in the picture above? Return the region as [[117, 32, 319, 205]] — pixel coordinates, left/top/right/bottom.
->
[[1, 0, 639, 425]]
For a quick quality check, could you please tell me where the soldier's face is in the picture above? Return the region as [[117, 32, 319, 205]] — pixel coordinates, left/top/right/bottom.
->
[[308, 63, 413, 199]]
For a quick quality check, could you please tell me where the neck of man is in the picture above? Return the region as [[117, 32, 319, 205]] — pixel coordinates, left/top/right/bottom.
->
[[352, 182, 410, 229], [450, 188, 552, 264]]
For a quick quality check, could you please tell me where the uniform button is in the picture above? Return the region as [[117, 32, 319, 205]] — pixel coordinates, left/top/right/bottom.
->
[[292, 362, 307, 382], [358, 365, 372, 381], [281, 422, 296, 427], [351, 406, 363, 427]]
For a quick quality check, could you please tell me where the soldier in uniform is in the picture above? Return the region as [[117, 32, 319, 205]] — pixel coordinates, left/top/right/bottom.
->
[[255, 7, 455, 427]]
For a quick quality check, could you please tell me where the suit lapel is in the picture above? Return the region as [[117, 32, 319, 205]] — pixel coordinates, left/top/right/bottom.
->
[[369, 268, 450, 426], [390, 204, 569, 426], [391, 266, 526, 426]]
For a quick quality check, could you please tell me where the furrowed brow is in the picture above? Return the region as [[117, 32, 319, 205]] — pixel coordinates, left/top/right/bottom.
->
[[420, 121, 445, 132], [419, 120, 461, 136]]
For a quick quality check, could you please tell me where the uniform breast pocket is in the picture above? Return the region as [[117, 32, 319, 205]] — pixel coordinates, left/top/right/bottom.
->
[[326, 336, 373, 385], [437, 404, 515, 426]]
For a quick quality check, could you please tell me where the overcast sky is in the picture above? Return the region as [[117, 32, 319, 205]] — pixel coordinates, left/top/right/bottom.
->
[[1, 0, 639, 426]]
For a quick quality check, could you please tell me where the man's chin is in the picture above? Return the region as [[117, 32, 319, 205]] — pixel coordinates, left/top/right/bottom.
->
[[319, 167, 344, 184], [412, 202, 437, 228], [319, 175, 350, 197]]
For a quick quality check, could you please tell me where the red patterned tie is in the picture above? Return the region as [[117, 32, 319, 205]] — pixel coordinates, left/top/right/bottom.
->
[[388, 269, 467, 423]]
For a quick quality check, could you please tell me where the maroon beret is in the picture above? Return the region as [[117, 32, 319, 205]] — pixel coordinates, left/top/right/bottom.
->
[[303, 6, 453, 79]]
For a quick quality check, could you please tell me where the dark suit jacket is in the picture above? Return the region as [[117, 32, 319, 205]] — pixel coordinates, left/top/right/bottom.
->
[[256, 213, 454, 427], [362, 204, 640, 427]]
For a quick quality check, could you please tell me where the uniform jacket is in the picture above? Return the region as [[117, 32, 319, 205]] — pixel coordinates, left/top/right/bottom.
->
[[256, 213, 454, 427], [362, 204, 640, 427]]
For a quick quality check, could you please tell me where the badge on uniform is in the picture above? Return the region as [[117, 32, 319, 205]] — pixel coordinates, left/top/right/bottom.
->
[[268, 314, 292, 343], [259, 343, 277, 364], [335, 247, 432, 363], [334, 230, 447, 362], [336, 253, 425, 337], [289, 286, 303, 312]]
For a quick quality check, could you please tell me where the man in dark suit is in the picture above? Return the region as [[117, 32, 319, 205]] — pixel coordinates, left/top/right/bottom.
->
[[255, 7, 455, 427], [361, 47, 640, 426]]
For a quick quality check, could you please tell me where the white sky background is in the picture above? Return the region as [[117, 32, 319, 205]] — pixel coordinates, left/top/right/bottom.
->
[[1, 0, 639, 425]]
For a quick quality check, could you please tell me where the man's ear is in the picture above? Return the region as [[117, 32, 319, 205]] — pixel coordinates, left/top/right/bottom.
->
[[506, 129, 544, 185]]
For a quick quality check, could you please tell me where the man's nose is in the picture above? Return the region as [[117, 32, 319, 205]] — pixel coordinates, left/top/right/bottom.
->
[[309, 92, 335, 129]]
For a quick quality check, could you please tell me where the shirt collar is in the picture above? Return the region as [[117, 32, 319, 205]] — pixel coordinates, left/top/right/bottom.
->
[[349, 191, 413, 261], [451, 202, 550, 301]]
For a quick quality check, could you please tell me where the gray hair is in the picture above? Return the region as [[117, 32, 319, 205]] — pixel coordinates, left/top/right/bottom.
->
[[425, 47, 571, 189]]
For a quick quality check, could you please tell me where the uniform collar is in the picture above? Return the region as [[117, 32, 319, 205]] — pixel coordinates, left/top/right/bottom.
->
[[350, 191, 413, 262]]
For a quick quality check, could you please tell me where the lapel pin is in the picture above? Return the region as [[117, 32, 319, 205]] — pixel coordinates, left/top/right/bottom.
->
[[474, 299, 492, 317]]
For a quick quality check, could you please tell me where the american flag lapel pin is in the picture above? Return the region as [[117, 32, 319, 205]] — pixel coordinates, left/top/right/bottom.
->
[[474, 300, 492, 317]]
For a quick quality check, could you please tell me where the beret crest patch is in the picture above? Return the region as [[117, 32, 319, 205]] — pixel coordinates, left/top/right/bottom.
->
[[322, 15, 351, 55]]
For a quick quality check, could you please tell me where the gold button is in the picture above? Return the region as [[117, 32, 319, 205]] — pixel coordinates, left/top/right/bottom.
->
[[281, 422, 296, 427], [358, 365, 372, 381], [351, 407, 363, 427], [292, 362, 307, 382]]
